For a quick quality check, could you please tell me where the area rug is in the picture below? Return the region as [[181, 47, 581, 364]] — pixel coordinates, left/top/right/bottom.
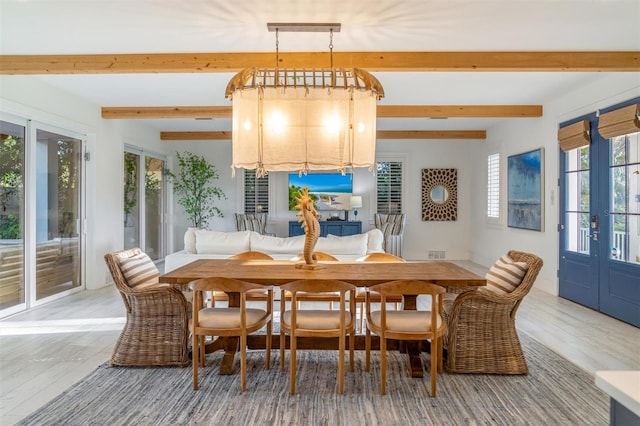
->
[[17, 333, 608, 426]]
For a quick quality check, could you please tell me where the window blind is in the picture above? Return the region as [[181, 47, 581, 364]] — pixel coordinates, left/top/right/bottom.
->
[[243, 170, 269, 213], [598, 103, 640, 139], [376, 161, 403, 214], [558, 120, 591, 152], [487, 153, 500, 218]]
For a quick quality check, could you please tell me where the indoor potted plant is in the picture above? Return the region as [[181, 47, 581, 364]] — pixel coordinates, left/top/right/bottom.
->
[[166, 151, 226, 228]]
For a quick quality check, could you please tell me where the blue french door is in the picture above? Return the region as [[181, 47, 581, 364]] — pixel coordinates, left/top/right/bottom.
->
[[559, 98, 640, 327]]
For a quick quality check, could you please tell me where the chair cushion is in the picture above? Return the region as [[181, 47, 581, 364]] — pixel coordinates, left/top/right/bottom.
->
[[369, 310, 442, 332], [485, 254, 529, 294], [197, 307, 267, 329], [118, 251, 160, 288], [282, 310, 353, 330]]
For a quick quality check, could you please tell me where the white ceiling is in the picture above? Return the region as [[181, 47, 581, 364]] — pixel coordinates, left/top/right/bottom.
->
[[1, 0, 639, 133]]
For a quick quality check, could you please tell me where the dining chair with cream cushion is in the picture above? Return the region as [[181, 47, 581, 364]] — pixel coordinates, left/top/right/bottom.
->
[[288, 252, 342, 309], [190, 277, 273, 392], [207, 251, 274, 307], [354, 253, 405, 332], [365, 279, 446, 396], [279, 279, 356, 394]]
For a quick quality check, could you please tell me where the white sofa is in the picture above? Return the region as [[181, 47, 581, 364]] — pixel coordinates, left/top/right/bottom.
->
[[164, 228, 385, 272]]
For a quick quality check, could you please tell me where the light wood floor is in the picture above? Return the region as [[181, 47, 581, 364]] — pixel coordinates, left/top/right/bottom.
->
[[1, 261, 639, 425]]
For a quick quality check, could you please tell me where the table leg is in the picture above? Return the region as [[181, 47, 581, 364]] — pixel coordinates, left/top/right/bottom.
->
[[402, 295, 424, 378], [202, 292, 240, 375]]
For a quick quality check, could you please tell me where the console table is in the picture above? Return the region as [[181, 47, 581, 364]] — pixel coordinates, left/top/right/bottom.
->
[[288, 220, 361, 237]]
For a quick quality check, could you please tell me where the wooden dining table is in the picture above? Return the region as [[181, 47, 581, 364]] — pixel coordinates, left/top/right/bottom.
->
[[160, 258, 486, 377]]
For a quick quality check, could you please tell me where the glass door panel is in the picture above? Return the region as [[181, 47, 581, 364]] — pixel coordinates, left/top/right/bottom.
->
[[0, 119, 26, 310], [123, 152, 140, 250], [35, 129, 82, 300], [144, 156, 164, 260]]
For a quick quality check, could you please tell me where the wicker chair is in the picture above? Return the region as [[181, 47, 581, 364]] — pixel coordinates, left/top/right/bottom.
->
[[444, 250, 543, 374], [104, 248, 190, 367]]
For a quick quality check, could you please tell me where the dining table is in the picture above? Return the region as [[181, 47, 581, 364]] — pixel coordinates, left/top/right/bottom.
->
[[160, 258, 486, 377]]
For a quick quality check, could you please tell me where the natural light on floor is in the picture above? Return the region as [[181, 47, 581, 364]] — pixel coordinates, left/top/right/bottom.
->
[[0, 317, 125, 336]]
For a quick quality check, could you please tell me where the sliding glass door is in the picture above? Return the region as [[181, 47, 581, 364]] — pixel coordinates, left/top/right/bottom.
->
[[0, 118, 26, 312], [0, 116, 85, 317], [35, 126, 83, 300], [123, 148, 166, 260]]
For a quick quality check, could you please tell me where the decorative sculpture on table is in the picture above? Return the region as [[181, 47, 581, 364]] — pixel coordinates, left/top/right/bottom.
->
[[294, 186, 323, 270]]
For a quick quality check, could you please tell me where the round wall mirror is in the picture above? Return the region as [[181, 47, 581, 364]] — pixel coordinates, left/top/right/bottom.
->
[[430, 185, 449, 204]]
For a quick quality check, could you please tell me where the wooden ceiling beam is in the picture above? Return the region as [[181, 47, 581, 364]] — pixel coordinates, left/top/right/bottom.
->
[[102, 106, 232, 119], [160, 130, 486, 141], [2, 51, 638, 74], [104, 105, 541, 119]]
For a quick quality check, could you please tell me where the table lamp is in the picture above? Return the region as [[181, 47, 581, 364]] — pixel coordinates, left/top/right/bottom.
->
[[350, 196, 363, 221]]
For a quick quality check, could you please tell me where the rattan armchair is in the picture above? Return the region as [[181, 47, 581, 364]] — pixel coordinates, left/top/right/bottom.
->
[[444, 250, 543, 374], [105, 248, 190, 367]]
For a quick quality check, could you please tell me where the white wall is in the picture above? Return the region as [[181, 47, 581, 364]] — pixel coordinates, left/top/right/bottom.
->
[[469, 73, 640, 295], [0, 76, 167, 290], [166, 138, 476, 261]]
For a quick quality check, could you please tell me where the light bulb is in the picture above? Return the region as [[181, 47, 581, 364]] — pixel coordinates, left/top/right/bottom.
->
[[357, 122, 365, 133], [324, 114, 341, 134], [267, 111, 286, 134], [243, 120, 252, 131]]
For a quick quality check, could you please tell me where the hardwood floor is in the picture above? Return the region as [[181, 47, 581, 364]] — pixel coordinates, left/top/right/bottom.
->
[[1, 261, 638, 425]]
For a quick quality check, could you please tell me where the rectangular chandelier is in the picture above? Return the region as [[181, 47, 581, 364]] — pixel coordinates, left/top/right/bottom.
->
[[225, 24, 384, 177]]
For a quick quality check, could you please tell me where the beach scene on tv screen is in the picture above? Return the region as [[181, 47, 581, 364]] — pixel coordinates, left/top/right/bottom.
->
[[288, 173, 353, 211]]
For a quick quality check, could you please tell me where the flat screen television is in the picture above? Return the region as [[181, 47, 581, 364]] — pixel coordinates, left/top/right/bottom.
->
[[288, 173, 353, 211]]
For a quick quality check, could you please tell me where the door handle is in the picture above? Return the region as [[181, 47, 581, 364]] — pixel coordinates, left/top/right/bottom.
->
[[591, 231, 599, 241]]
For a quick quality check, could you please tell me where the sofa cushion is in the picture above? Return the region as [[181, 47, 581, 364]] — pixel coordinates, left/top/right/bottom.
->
[[250, 233, 305, 255], [184, 227, 200, 254], [316, 233, 368, 255], [118, 251, 160, 288], [195, 230, 251, 254], [485, 254, 529, 294], [365, 229, 384, 253]]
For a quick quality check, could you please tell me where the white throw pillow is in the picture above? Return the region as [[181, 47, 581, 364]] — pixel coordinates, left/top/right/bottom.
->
[[485, 254, 529, 294], [195, 230, 251, 254], [184, 227, 199, 254], [365, 228, 384, 253], [250, 233, 305, 254], [315, 233, 368, 255]]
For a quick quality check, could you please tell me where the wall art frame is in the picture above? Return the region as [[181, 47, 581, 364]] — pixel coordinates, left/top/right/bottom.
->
[[421, 168, 457, 221], [507, 148, 544, 231]]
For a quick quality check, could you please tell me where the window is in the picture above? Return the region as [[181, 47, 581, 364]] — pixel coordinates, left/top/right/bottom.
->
[[376, 160, 403, 214], [243, 170, 269, 213], [487, 153, 500, 221]]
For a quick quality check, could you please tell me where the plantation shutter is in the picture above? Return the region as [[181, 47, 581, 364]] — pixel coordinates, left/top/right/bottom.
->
[[244, 170, 269, 213], [376, 161, 403, 214], [487, 153, 500, 219]]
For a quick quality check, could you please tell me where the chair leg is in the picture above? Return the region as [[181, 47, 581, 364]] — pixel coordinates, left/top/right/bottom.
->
[[266, 320, 272, 370], [430, 338, 437, 397], [437, 335, 444, 374], [349, 329, 355, 372], [365, 327, 371, 371], [199, 336, 205, 367], [380, 334, 386, 395], [240, 333, 247, 392], [290, 333, 297, 395], [279, 330, 285, 371], [359, 302, 364, 333], [338, 330, 345, 394], [192, 331, 199, 390]]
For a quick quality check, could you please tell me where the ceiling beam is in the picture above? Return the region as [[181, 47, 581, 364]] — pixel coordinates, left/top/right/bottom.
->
[[102, 106, 232, 119], [377, 105, 542, 118], [160, 130, 486, 141], [2, 51, 638, 74], [103, 105, 541, 119]]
